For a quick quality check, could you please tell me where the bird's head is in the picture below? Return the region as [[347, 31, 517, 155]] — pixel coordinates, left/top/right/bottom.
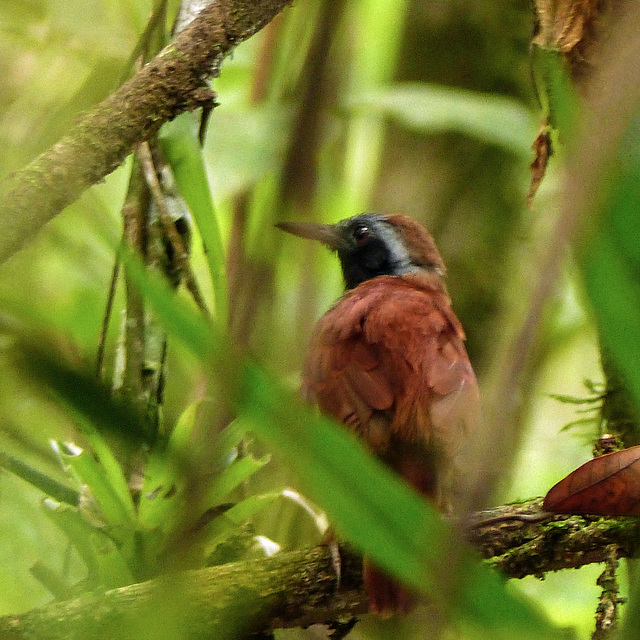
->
[[277, 213, 446, 290]]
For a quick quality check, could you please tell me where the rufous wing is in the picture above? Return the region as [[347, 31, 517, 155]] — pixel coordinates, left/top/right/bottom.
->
[[302, 275, 479, 467]]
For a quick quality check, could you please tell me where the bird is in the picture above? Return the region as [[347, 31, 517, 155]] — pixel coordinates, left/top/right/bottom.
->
[[276, 213, 479, 616]]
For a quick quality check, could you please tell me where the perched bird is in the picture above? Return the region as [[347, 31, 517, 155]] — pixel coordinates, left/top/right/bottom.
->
[[277, 213, 479, 616]]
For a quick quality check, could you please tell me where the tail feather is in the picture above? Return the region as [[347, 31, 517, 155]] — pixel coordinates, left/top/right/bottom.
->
[[363, 558, 415, 617]]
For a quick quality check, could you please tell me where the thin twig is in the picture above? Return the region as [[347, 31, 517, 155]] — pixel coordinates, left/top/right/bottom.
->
[[96, 242, 122, 378], [592, 545, 624, 640]]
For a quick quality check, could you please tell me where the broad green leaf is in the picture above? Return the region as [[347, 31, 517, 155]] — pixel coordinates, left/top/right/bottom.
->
[[348, 83, 537, 157]]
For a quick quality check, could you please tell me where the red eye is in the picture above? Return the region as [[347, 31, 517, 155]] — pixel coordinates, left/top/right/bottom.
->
[[353, 225, 370, 244]]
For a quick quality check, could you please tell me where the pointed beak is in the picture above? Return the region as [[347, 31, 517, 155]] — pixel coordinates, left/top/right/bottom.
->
[[275, 221, 343, 251]]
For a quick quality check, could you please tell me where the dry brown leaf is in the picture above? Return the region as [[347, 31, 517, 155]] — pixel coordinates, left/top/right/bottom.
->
[[543, 445, 640, 516], [527, 123, 553, 208]]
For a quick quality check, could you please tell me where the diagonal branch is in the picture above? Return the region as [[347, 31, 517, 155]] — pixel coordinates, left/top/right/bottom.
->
[[1, 498, 638, 640], [0, 0, 292, 264]]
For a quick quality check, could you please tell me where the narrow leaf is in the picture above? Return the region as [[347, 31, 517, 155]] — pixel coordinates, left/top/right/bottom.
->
[[348, 83, 537, 156], [206, 454, 271, 506], [160, 113, 229, 325], [0, 450, 78, 506], [53, 441, 135, 530]]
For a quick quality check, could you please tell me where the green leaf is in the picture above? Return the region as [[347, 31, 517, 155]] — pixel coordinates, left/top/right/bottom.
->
[[14, 338, 149, 447], [530, 46, 579, 137], [41, 498, 134, 589], [160, 113, 229, 325], [580, 115, 640, 640], [579, 167, 640, 433], [206, 454, 271, 506], [201, 492, 281, 553], [52, 441, 135, 532], [79, 423, 137, 525], [30, 560, 75, 600], [139, 407, 248, 531], [238, 363, 566, 639], [348, 83, 537, 156], [120, 246, 218, 360]]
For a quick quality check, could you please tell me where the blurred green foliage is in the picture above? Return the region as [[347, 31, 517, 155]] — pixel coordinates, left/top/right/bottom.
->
[[2, 0, 637, 639]]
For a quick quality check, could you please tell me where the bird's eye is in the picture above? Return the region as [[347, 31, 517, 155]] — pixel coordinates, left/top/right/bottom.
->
[[353, 225, 370, 244]]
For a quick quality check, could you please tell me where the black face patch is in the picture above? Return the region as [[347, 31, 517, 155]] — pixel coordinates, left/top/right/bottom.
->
[[335, 214, 415, 289]]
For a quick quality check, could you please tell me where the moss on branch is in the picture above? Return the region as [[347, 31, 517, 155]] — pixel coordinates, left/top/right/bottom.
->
[[1, 498, 638, 639]]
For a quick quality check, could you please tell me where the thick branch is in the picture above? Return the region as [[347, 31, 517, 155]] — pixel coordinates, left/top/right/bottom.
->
[[2, 498, 639, 639], [0, 0, 291, 264], [468, 498, 640, 578]]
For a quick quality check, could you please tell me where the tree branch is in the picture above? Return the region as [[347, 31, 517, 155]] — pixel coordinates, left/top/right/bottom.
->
[[2, 498, 638, 639], [0, 0, 292, 264]]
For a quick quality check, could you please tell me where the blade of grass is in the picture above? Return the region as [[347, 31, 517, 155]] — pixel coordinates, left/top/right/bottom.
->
[[206, 454, 270, 506]]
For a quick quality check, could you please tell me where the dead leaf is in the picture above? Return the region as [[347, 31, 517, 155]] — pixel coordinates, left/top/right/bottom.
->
[[532, 0, 597, 54], [543, 445, 640, 516], [527, 123, 553, 208]]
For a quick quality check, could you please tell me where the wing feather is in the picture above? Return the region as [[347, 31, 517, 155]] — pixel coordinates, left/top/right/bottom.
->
[[302, 275, 478, 462]]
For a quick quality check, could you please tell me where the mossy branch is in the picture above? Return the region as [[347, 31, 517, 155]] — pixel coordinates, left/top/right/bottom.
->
[[1, 498, 638, 640], [0, 0, 291, 264]]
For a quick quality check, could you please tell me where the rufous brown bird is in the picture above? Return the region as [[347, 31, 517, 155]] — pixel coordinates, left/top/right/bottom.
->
[[277, 213, 479, 616]]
